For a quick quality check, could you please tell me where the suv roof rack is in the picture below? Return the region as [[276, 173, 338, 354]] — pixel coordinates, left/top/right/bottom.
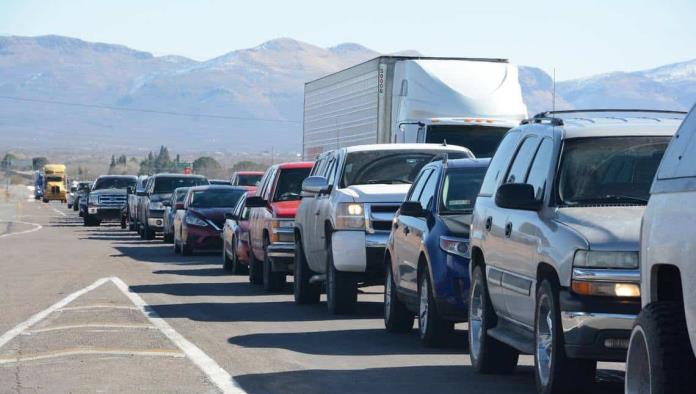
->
[[520, 116, 564, 126], [521, 109, 688, 128]]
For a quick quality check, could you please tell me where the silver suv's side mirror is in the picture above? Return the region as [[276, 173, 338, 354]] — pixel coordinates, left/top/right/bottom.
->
[[495, 183, 542, 211], [302, 176, 331, 195]]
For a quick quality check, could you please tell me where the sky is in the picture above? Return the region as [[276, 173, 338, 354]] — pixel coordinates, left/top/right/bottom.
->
[[0, 0, 694, 80]]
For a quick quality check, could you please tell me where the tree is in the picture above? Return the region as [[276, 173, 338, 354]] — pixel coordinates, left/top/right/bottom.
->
[[229, 160, 266, 173], [1, 153, 18, 169], [193, 156, 223, 178]]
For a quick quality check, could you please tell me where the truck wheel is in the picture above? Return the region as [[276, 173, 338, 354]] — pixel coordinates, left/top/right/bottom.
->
[[181, 240, 193, 256], [262, 240, 285, 292], [534, 278, 595, 394], [418, 269, 453, 347], [68, 203, 73, 209], [120, 218, 127, 229], [42, 198, 48, 203], [248, 251, 263, 285], [143, 224, 155, 240], [73, 200, 79, 211], [173, 237, 180, 254], [326, 243, 357, 315], [469, 264, 519, 374], [626, 302, 696, 394], [384, 266, 414, 332], [294, 237, 320, 304]]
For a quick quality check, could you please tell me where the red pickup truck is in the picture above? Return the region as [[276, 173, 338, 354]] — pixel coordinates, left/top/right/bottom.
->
[[246, 162, 313, 291]]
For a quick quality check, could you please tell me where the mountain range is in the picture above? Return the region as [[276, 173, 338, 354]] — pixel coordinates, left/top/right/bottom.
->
[[0, 35, 694, 153]]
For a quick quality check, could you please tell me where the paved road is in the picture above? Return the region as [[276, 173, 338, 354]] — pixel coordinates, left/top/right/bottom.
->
[[0, 187, 625, 393]]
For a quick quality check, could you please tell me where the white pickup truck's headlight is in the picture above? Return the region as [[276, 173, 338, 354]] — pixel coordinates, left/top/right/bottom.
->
[[149, 201, 164, 210], [573, 250, 638, 269], [185, 215, 208, 227], [440, 236, 470, 258], [335, 203, 365, 230]]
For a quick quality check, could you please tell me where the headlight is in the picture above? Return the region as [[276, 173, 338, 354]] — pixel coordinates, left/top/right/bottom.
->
[[88, 194, 97, 204], [572, 250, 638, 269], [440, 236, 470, 258], [149, 201, 164, 210], [335, 203, 365, 230], [185, 215, 208, 227]]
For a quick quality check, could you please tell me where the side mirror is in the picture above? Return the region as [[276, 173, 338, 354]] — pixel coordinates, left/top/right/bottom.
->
[[175, 202, 185, 210], [245, 196, 267, 208], [302, 176, 331, 194], [495, 183, 542, 211], [224, 212, 238, 221], [399, 201, 426, 217]]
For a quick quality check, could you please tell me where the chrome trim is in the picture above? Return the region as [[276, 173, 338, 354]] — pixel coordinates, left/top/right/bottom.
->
[[366, 232, 389, 248], [561, 312, 636, 341], [572, 268, 640, 283], [365, 203, 399, 234]]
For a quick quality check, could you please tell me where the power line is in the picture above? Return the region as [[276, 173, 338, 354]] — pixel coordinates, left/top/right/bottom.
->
[[0, 95, 302, 124]]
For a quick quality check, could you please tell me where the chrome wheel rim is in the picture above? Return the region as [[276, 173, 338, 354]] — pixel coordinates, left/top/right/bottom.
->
[[469, 279, 483, 359], [625, 327, 651, 394], [419, 278, 428, 337], [384, 270, 392, 322], [536, 296, 553, 386]]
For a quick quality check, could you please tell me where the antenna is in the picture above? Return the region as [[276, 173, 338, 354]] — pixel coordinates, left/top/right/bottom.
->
[[552, 68, 556, 115]]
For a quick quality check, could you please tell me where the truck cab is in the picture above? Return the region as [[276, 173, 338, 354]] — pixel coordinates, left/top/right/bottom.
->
[[42, 164, 67, 203]]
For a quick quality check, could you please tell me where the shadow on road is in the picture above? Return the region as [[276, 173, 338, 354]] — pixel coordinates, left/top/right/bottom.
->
[[153, 268, 230, 277], [229, 328, 468, 356], [110, 245, 218, 264], [130, 282, 270, 297]]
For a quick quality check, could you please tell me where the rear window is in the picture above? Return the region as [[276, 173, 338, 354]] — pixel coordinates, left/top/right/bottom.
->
[[93, 177, 136, 190], [235, 174, 262, 187], [154, 177, 208, 194], [189, 189, 245, 208], [273, 168, 311, 201]]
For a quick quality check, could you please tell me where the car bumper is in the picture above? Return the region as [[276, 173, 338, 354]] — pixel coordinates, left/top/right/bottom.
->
[[559, 289, 639, 361], [267, 242, 295, 258], [186, 228, 223, 250], [87, 207, 122, 220], [331, 230, 386, 278]]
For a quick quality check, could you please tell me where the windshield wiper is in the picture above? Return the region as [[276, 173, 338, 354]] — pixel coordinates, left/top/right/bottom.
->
[[564, 195, 648, 206], [603, 194, 649, 203]]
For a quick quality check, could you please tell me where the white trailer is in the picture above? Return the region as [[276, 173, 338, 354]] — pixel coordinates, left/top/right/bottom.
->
[[302, 56, 528, 159]]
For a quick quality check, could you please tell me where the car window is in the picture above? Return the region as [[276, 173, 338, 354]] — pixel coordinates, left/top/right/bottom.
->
[[153, 177, 208, 194], [257, 167, 274, 198], [325, 156, 337, 185], [418, 168, 439, 210], [505, 136, 540, 184], [407, 168, 433, 202], [273, 168, 312, 202], [440, 166, 488, 213], [479, 132, 521, 195], [525, 138, 554, 200], [311, 157, 325, 177], [236, 174, 262, 187], [93, 177, 136, 190], [188, 189, 245, 208]]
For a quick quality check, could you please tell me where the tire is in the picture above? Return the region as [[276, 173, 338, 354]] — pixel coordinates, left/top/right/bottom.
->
[[73, 199, 79, 211], [173, 237, 181, 254], [326, 241, 357, 315], [248, 249, 263, 285], [294, 237, 320, 304], [469, 264, 519, 374], [418, 269, 454, 346], [83, 215, 97, 227], [120, 218, 127, 229], [534, 278, 595, 394], [384, 265, 414, 333], [67, 203, 72, 209], [42, 198, 48, 203], [625, 302, 696, 394], [262, 239, 285, 292], [143, 224, 155, 240], [223, 240, 246, 274], [181, 239, 193, 256]]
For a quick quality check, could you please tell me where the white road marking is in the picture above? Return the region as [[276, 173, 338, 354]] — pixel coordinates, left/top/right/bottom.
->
[[58, 304, 139, 311], [111, 277, 248, 394], [0, 347, 184, 364], [0, 277, 111, 349], [0, 220, 43, 239], [49, 205, 67, 217], [27, 323, 156, 334]]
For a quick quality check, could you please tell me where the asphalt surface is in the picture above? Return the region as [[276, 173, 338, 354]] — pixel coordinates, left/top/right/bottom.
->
[[0, 185, 625, 393]]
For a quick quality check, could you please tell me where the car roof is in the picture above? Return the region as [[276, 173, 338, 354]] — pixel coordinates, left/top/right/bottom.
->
[[98, 175, 137, 179], [277, 161, 314, 169], [445, 158, 492, 169], [234, 171, 264, 175], [186, 185, 248, 192], [152, 173, 206, 178], [342, 143, 474, 154], [518, 113, 684, 139]]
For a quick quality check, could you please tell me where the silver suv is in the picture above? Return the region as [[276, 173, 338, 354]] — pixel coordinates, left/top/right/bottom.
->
[[625, 104, 696, 393], [468, 110, 683, 393]]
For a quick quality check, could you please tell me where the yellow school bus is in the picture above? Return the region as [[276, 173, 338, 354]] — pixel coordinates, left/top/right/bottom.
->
[[42, 164, 67, 203]]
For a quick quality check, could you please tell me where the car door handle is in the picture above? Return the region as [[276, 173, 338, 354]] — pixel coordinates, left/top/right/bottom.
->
[[505, 222, 513, 238], [485, 217, 493, 231]]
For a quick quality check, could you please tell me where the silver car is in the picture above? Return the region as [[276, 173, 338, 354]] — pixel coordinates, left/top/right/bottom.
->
[[468, 109, 684, 393]]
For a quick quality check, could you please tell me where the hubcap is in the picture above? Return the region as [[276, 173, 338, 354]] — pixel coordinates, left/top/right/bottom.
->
[[469, 280, 484, 358], [536, 296, 553, 386], [625, 327, 651, 394], [419, 278, 429, 337], [384, 270, 392, 322]]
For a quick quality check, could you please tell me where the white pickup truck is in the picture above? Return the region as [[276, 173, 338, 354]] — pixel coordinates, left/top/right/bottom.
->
[[293, 144, 474, 314]]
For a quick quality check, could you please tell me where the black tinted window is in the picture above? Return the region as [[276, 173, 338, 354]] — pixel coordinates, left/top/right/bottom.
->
[[93, 177, 136, 190], [418, 169, 439, 210], [526, 139, 555, 200], [408, 169, 433, 202], [153, 177, 207, 194], [441, 167, 488, 213], [236, 174, 262, 187], [189, 189, 245, 208], [273, 168, 311, 201], [480, 132, 521, 195], [505, 136, 539, 184], [426, 125, 508, 157]]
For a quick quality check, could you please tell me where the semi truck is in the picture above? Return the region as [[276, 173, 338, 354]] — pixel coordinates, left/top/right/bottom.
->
[[302, 56, 528, 159], [42, 164, 67, 203]]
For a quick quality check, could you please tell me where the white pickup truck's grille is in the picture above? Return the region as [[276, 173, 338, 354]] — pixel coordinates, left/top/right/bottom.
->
[[366, 203, 400, 233], [98, 194, 127, 208]]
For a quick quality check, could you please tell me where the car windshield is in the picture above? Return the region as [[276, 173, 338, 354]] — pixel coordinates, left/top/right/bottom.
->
[[174, 188, 189, 202], [153, 177, 207, 194], [273, 168, 311, 201], [426, 125, 509, 157], [46, 175, 63, 182], [236, 174, 262, 187], [341, 150, 470, 187], [556, 136, 670, 206], [93, 177, 136, 190], [189, 189, 245, 208], [440, 167, 488, 213], [209, 180, 231, 185]]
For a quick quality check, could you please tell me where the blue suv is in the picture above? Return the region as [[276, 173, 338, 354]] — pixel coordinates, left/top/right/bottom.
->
[[384, 157, 490, 346]]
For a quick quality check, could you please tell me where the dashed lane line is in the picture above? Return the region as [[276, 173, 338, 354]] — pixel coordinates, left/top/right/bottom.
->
[[0, 347, 184, 365]]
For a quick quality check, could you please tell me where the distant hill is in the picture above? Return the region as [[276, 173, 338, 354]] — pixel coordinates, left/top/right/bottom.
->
[[0, 35, 693, 153]]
